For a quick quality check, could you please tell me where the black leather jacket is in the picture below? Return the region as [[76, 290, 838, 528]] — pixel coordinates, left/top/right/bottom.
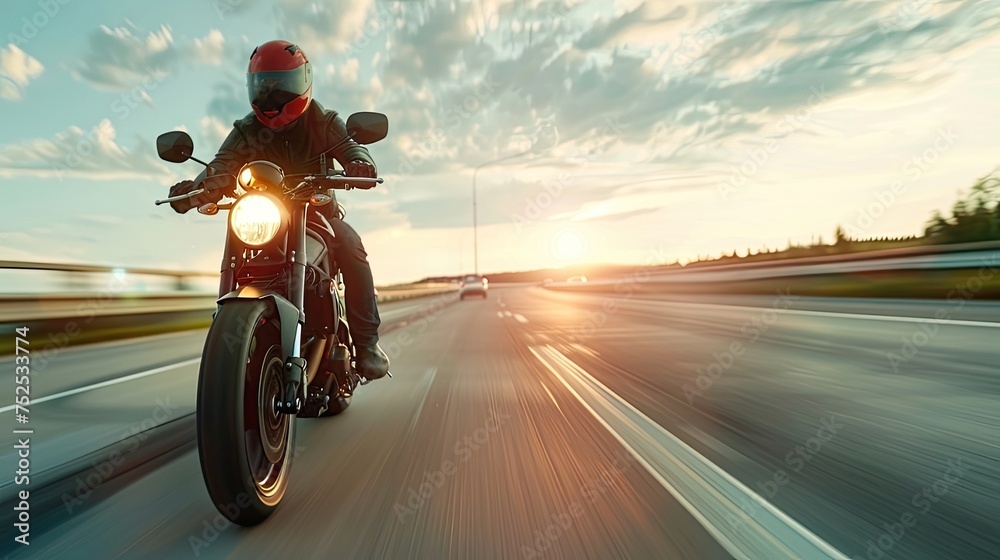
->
[[196, 101, 376, 193]]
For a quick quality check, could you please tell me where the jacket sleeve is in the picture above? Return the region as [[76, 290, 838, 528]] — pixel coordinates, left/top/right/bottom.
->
[[327, 113, 376, 173], [195, 124, 253, 194]]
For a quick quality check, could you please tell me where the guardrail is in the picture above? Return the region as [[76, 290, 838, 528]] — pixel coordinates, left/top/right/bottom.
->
[[0, 260, 219, 278], [656, 240, 1000, 275], [376, 283, 457, 302], [0, 260, 458, 354], [0, 261, 458, 299], [544, 245, 1000, 300], [0, 260, 219, 293]]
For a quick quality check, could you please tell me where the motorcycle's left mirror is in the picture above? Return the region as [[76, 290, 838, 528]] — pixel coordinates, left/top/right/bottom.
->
[[156, 131, 195, 163]]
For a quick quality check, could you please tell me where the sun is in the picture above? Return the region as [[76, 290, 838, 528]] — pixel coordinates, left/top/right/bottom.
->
[[551, 230, 587, 261]]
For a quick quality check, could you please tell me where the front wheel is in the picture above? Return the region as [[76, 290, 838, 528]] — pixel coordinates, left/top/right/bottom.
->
[[197, 300, 295, 526]]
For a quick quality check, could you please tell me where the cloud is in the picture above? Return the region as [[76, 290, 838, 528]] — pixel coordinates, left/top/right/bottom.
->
[[339, 58, 360, 85], [205, 76, 249, 122], [581, 207, 660, 222], [197, 0, 1000, 242], [380, 1, 484, 89], [0, 118, 171, 181], [200, 115, 232, 147], [0, 44, 44, 101], [276, 0, 377, 54], [74, 24, 175, 90], [74, 25, 230, 91], [576, 3, 688, 50], [191, 29, 226, 65]]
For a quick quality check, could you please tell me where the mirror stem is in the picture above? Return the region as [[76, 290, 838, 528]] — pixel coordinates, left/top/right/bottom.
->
[[189, 156, 212, 168]]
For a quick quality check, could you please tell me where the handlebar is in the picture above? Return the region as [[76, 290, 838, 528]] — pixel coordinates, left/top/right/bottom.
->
[[154, 174, 383, 206], [300, 175, 384, 190]]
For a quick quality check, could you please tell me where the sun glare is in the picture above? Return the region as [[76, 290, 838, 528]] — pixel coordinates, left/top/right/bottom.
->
[[551, 230, 587, 261]]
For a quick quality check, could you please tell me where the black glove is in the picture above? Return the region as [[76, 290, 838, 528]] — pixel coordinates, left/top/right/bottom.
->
[[345, 160, 376, 178], [168, 179, 225, 214]]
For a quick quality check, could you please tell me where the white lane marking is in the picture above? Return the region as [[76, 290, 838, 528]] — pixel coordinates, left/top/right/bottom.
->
[[537, 377, 563, 412], [618, 297, 1000, 329], [497, 312, 505, 318], [1, 358, 201, 414], [529, 344, 848, 560], [404, 366, 439, 439], [570, 343, 599, 357], [513, 313, 529, 324], [503, 311, 513, 318]]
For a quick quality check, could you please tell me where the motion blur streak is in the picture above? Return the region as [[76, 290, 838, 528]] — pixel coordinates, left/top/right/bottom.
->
[[0, 358, 200, 414], [530, 344, 848, 560], [2, 285, 997, 559]]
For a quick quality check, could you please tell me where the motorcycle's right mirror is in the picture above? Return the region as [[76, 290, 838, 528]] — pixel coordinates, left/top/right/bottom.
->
[[156, 131, 195, 163], [346, 112, 388, 145]]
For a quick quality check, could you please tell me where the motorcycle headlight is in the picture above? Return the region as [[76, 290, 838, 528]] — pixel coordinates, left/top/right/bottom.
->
[[229, 194, 284, 246]]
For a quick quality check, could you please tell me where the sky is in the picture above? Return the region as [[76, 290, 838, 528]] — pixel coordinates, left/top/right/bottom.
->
[[1, 0, 999, 284]]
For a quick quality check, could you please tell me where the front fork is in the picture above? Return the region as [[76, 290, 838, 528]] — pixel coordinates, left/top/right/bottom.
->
[[217, 201, 313, 415], [275, 202, 309, 414]]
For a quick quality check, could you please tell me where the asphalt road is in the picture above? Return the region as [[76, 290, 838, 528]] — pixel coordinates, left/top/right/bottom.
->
[[2, 286, 998, 559], [0, 294, 463, 494]]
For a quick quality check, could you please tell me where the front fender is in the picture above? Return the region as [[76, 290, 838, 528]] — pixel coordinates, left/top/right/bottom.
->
[[218, 286, 302, 359]]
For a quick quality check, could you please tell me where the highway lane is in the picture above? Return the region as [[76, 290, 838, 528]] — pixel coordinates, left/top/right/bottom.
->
[[496, 288, 999, 560], [4, 286, 998, 558], [0, 295, 461, 502], [3, 286, 729, 559], [0, 330, 202, 503]]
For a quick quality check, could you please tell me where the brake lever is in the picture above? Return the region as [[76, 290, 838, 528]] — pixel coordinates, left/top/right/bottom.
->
[[155, 188, 206, 206], [155, 173, 235, 206]]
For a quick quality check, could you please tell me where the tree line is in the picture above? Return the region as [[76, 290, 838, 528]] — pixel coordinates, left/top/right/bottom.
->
[[686, 168, 1000, 268], [922, 170, 1000, 244]]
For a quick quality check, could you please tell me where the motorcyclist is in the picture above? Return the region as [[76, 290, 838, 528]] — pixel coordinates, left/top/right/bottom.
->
[[167, 39, 389, 381]]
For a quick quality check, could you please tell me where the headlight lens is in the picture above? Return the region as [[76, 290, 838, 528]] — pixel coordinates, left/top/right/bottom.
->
[[230, 194, 283, 246]]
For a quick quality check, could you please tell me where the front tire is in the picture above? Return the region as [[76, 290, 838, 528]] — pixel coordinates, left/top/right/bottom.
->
[[197, 300, 295, 526]]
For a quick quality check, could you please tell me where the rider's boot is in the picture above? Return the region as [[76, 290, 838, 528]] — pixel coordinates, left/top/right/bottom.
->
[[355, 341, 390, 381]]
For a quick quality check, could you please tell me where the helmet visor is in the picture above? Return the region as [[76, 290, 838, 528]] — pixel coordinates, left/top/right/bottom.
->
[[248, 66, 310, 113]]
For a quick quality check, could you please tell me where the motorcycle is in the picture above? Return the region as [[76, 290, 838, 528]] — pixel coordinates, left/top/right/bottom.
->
[[153, 112, 389, 526]]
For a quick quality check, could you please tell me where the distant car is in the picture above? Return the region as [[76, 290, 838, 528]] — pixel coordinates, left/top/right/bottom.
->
[[542, 278, 554, 286], [459, 275, 488, 299], [566, 275, 588, 283]]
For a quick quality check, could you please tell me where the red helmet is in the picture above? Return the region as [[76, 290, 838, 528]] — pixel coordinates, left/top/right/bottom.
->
[[247, 40, 313, 129]]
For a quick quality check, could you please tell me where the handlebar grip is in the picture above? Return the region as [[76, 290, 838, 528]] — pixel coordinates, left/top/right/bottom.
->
[[312, 176, 383, 190]]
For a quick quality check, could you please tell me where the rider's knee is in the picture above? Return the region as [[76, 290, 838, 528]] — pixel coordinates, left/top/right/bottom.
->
[[329, 221, 368, 263]]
